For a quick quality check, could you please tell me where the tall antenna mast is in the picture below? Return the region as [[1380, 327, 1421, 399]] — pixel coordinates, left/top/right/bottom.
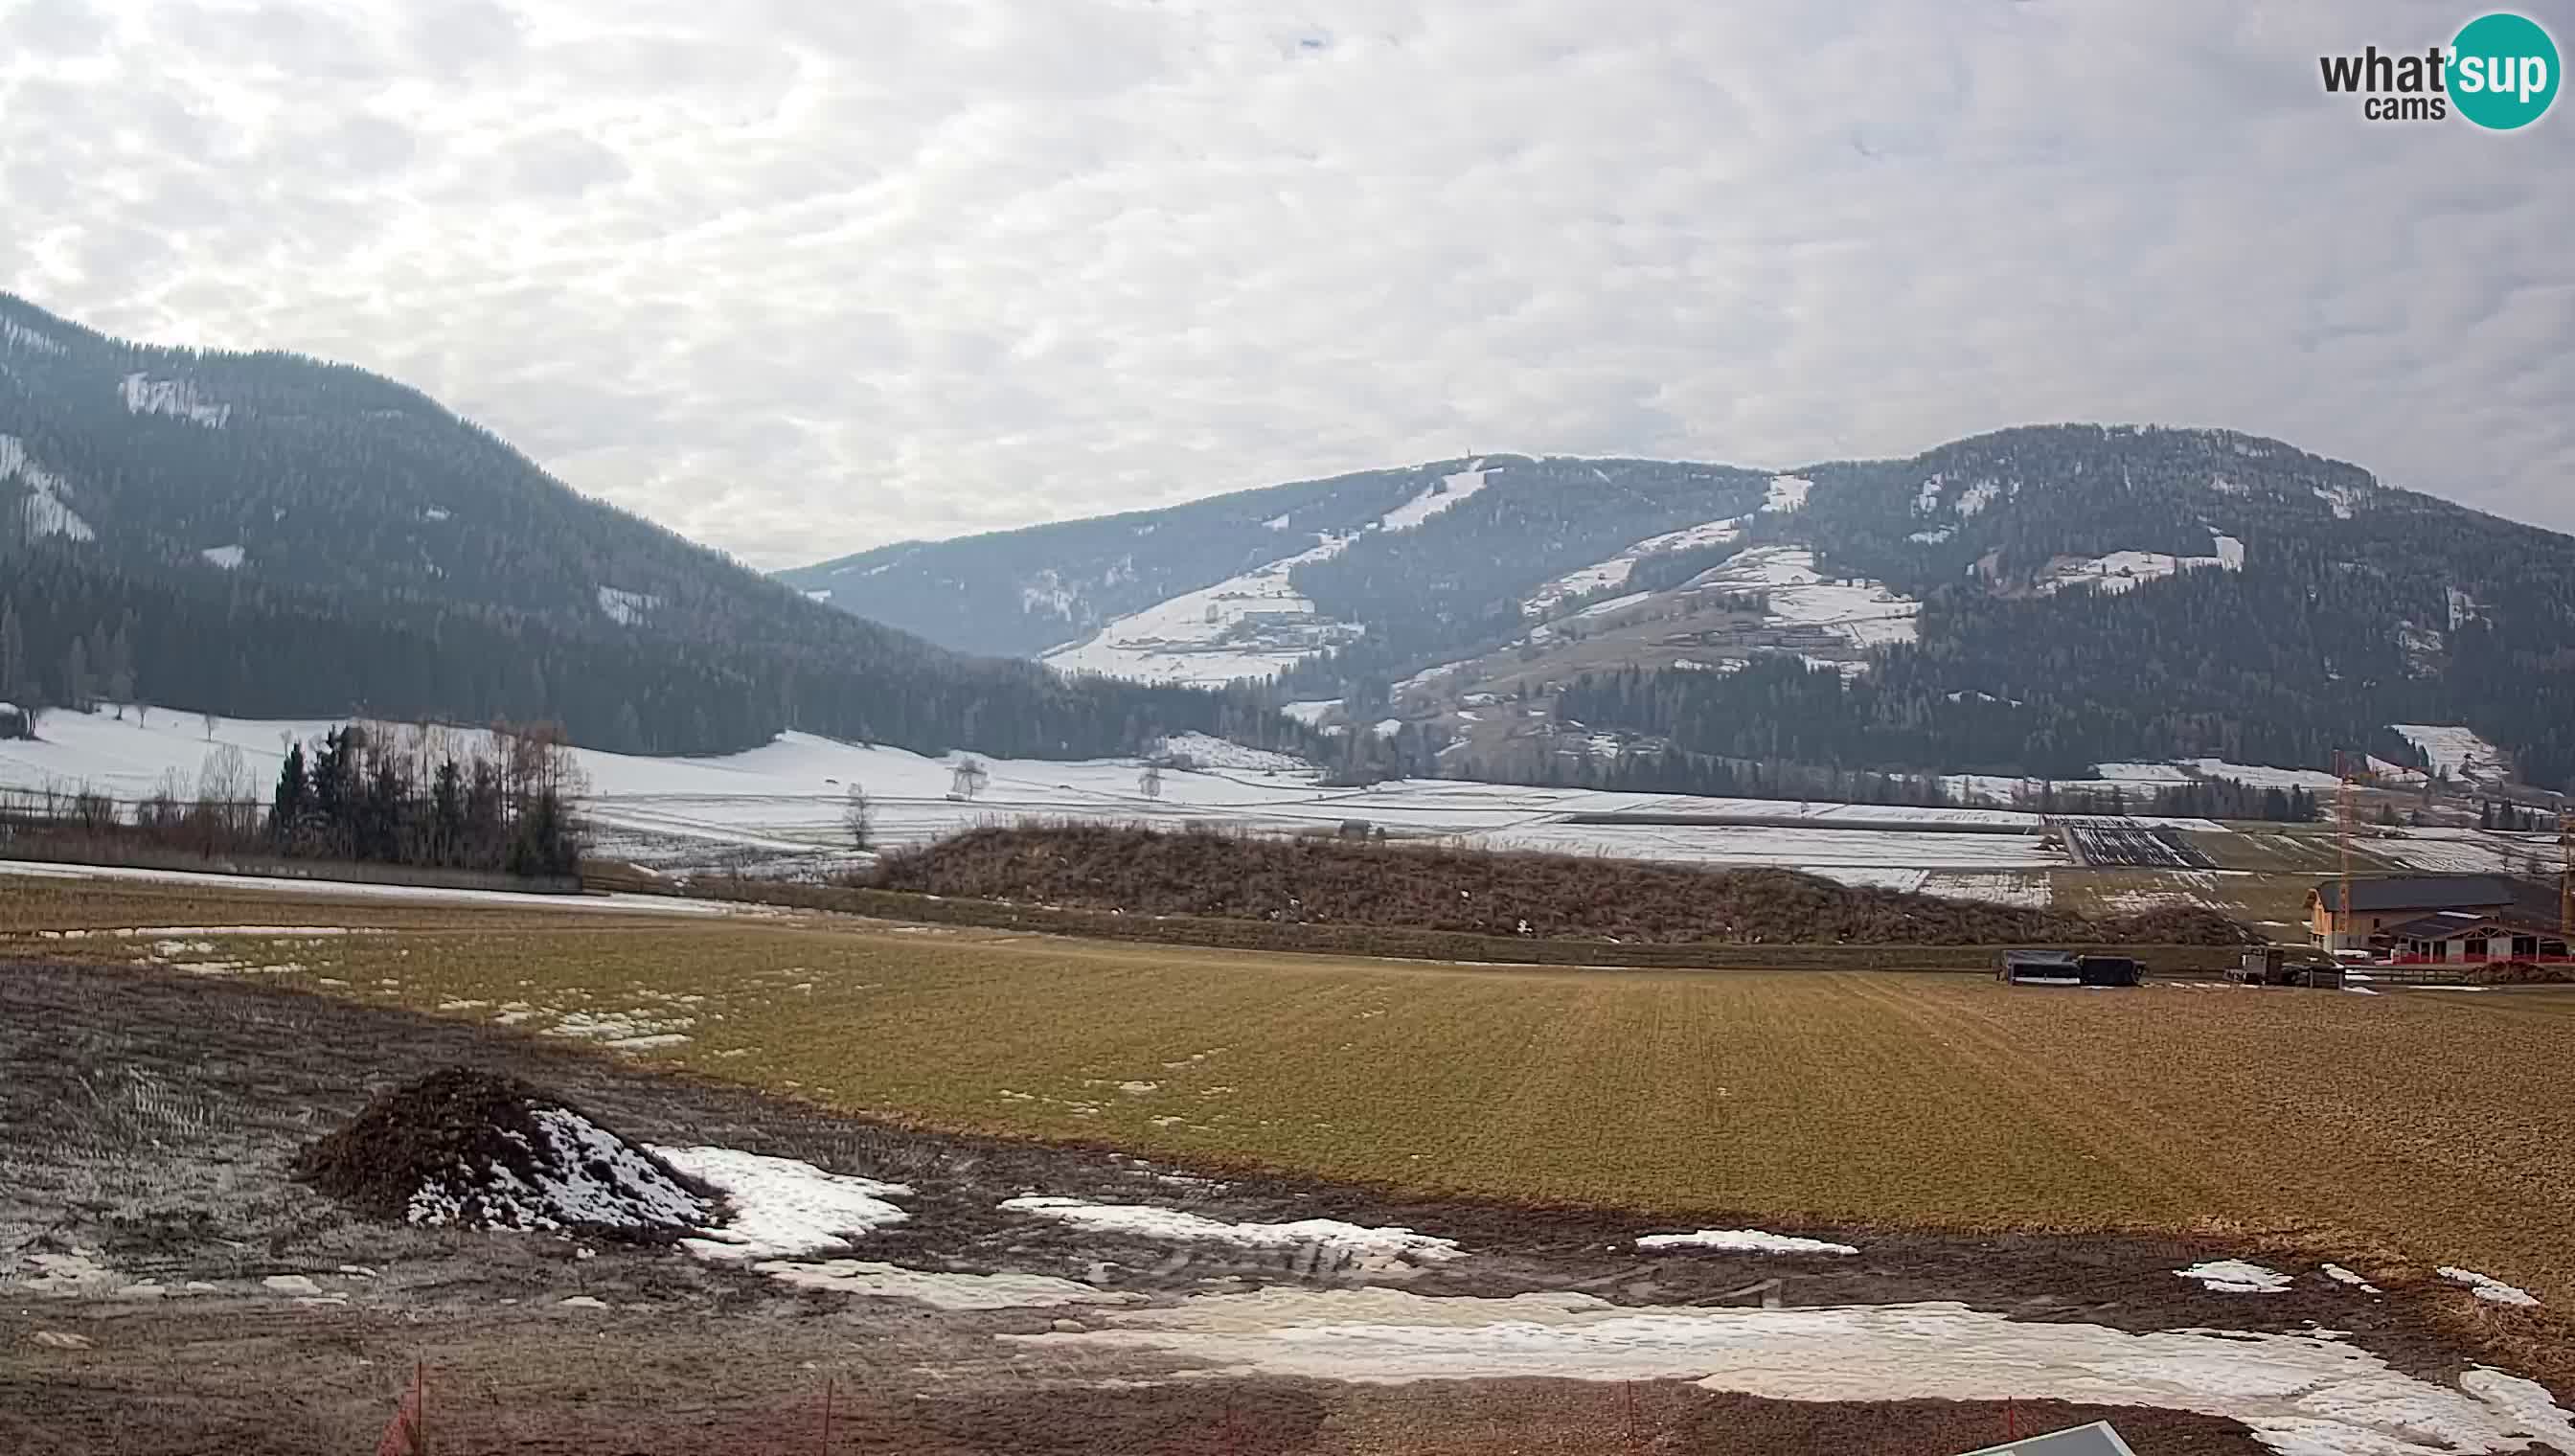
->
[[2560, 808, 2572, 955], [2336, 749, 2355, 950]]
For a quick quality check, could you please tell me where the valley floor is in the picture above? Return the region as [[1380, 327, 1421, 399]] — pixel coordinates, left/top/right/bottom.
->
[[4, 871, 2572, 1456], [4, 946, 2569, 1456], [6, 711, 2556, 951]]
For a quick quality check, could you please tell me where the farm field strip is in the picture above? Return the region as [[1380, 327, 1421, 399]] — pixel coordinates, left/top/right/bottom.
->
[[10, 877, 2574, 1308]]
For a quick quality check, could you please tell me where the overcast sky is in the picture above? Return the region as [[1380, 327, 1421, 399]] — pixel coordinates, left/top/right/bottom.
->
[[5, 1, 2570, 568]]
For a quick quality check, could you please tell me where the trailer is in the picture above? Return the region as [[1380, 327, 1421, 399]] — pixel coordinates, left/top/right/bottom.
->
[[1998, 949, 2083, 986], [2076, 954, 2142, 987]]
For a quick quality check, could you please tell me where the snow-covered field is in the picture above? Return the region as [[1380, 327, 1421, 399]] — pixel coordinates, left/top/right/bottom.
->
[[2089, 760, 2344, 791], [1759, 474, 1811, 513], [1, 709, 2106, 892], [2036, 533, 2243, 597], [2369, 830, 2556, 876], [1683, 546, 1920, 650], [2390, 724, 2512, 784], [1468, 822, 2059, 876], [1947, 757, 2354, 806]]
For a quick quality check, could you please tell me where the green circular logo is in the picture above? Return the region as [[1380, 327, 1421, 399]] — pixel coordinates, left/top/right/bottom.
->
[[2451, 12, 2560, 129]]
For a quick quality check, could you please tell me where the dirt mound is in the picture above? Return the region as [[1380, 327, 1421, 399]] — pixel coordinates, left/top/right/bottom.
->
[[2466, 959, 2575, 986], [294, 1067, 714, 1240], [868, 824, 2253, 947]]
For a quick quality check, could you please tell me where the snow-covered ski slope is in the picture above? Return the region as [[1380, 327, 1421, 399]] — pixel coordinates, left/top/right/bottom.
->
[[1040, 464, 1499, 687]]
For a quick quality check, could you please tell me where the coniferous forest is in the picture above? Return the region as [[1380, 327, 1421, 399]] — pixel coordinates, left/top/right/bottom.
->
[[0, 294, 1301, 761]]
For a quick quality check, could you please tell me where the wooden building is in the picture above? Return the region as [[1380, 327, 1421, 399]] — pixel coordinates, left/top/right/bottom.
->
[[2378, 907, 2567, 964], [2307, 875, 2525, 950]]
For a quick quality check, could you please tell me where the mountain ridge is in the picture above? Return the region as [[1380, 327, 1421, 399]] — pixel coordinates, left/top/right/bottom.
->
[[0, 293, 1279, 762], [781, 425, 2575, 788]]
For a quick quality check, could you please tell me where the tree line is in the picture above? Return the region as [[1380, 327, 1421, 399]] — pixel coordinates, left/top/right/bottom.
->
[[0, 719, 585, 878]]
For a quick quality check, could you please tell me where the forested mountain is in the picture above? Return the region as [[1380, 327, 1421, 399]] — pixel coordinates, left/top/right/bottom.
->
[[782, 457, 1775, 663], [0, 294, 1276, 759], [786, 424, 2575, 788]]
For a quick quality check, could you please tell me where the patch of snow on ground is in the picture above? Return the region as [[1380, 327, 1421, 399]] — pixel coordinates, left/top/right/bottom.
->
[[1636, 1229, 1856, 1256], [405, 1109, 711, 1234], [2185, 760, 2342, 790], [1907, 526, 1954, 544], [2092, 762, 2198, 785], [1012, 1287, 2575, 1456], [803, 588, 832, 603], [18, 1250, 129, 1296], [1919, 871, 2052, 909], [652, 1146, 912, 1261], [1810, 866, 1931, 894], [1759, 475, 1811, 513], [1, 316, 68, 354], [2, 434, 95, 542], [1381, 463, 1494, 533], [1002, 1196, 1462, 1269], [2212, 534, 2245, 569], [1282, 699, 1339, 727], [2176, 1260, 2291, 1293], [1041, 533, 1358, 686], [2037, 545, 2238, 597], [199, 544, 244, 570], [1018, 572, 1080, 618], [1684, 547, 1918, 649], [2316, 484, 2362, 519], [545, 1009, 695, 1050], [757, 1260, 1138, 1309], [2389, 725, 2510, 783], [423, 506, 451, 522], [44, 925, 386, 938], [1564, 590, 1652, 623], [1522, 517, 1745, 615], [2439, 1268, 2540, 1307], [1954, 480, 2001, 515], [596, 585, 659, 626], [120, 372, 230, 427], [2368, 834, 2532, 876], [2324, 1264, 2382, 1294], [1470, 823, 2054, 873], [1159, 732, 1308, 772], [0, 857, 755, 916]]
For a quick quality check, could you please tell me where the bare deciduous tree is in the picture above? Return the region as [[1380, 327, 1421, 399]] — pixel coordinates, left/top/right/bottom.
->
[[842, 783, 874, 850]]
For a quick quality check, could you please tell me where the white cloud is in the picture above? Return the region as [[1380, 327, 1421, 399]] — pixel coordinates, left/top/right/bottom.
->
[[4, 0, 2569, 567]]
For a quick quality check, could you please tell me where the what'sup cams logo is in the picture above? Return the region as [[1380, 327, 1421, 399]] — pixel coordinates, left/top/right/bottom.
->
[[2319, 11, 2560, 128]]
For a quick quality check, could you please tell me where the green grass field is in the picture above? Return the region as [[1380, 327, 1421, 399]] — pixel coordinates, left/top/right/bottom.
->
[[10, 874, 2574, 1307]]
